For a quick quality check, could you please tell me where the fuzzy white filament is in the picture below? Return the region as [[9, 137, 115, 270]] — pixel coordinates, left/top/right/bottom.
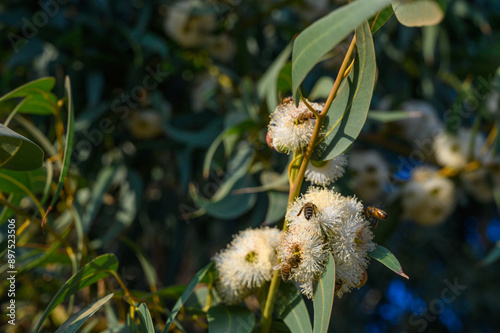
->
[[213, 227, 280, 304]]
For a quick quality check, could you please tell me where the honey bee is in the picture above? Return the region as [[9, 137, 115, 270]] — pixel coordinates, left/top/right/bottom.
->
[[282, 96, 294, 104], [281, 254, 301, 282], [363, 206, 387, 229], [297, 202, 319, 220], [295, 111, 317, 124]]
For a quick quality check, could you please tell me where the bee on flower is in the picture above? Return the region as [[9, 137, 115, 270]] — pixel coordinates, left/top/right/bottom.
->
[[267, 98, 324, 154], [278, 187, 376, 298]]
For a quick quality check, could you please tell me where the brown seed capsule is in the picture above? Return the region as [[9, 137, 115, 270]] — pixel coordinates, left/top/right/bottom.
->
[[356, 268, 368, 288], [266, 131, 275, 150]]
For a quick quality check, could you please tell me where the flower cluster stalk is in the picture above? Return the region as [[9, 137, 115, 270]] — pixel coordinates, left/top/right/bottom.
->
[[260, 34, 357, 333]]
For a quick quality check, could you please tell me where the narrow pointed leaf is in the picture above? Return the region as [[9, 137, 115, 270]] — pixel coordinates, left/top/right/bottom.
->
[[312, 21, 376, 161], [369, 244, 409, 279], [163, 262, 215, 332], [0, 77, 55, 102], [258, 43, 292, 112], [34, 254, 119, 333], [275, 282, 312, 333], [367, 111, 413, 122], [368, 6, 394, 34], [313, 252, 335, 333], [44, 76, 74, 223], [207, 305, 255, 333], [291, 0, 392, 101], [137, 303, 155, 333], [55, 294, 114, 333]]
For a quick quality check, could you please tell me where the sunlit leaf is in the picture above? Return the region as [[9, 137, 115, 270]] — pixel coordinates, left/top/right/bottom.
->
[[393, 0, 444, 27], [34, 254, 119, 333], [422, 25, 439, 65], [17, 92, 57, 115], [291, 0, 392, 101], [44, 76, 75, 224], [312, 22, 376, 161], [0, 123, 44, 171], [55, 294, 114, 333], [367, 111, 413, 122], [137, 303, 155, 333], [275, 282, 312, 333], [207, 305, 255, 333], [163, 262, 215, 332], [369, 244, 409, 279], [313, 252, 335, 333], [0, 77, 55, 102]]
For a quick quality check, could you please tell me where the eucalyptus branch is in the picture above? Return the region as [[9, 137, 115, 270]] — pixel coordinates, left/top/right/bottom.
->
[[261, 33, 358, 333]]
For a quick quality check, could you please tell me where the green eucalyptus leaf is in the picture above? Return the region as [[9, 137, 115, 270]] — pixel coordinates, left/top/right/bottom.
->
[[45, 76, 75, 222], [264, 191, 289, 225], [367, 110, 413, 122], [123, 237, 157, 288], [277, 62, 293, 98], [34, 254, 119, 333], [0, 124, 44, 171], [368, 6, 394, 34], [275, 282, 312, 333], [0, 167, 46, 193], [137, 303, 155, 333], [164, 262, 215, 332], [313, 252, 335, 333], [55, 294, 114, 333], [309, 77, 335, 101], [16, 92, 57, 115], [258, 43, 292, 112], [0, 77, 55, 102], [312, 21, 376, 161], [369, 244, 409, 279], [207, 305, 255, 333], [393, 0, 444, 27], [291, 0, 392, 101]]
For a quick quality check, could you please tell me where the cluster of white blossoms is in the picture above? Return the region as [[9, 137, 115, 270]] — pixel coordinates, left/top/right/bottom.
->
[[305, 155, 347, 186], [275, 187, 375, 298], [213, 227, 281, 305], [433, 128, 485, 170], [267, 98, 324, 154], [268, 98, 348, 187], [401, 166, 456, 226]]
